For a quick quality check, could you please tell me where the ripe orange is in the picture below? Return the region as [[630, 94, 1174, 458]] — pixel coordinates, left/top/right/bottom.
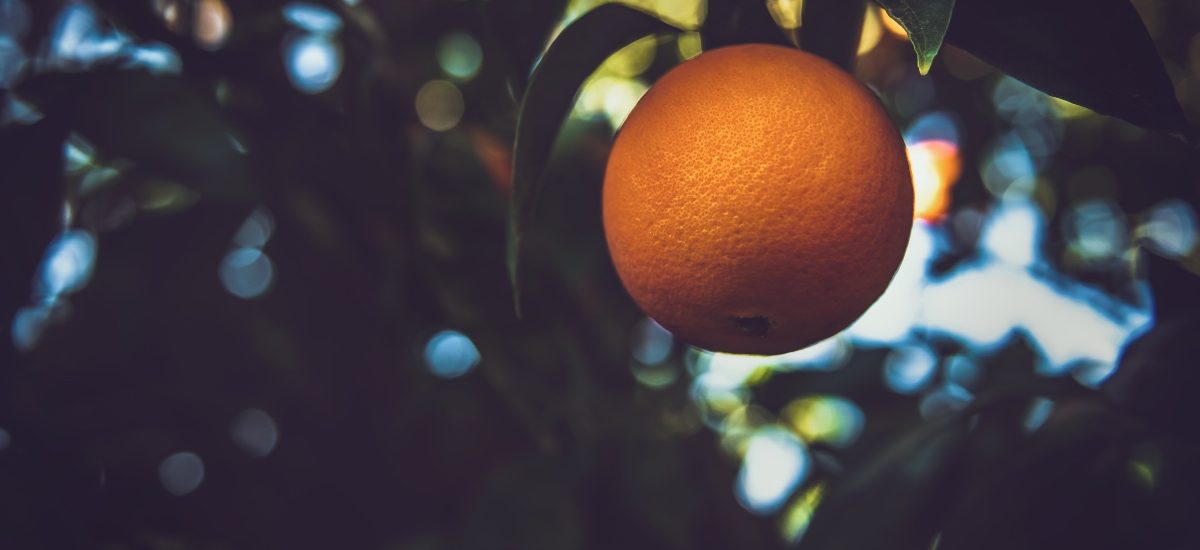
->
[[603, 44, 913, 355]]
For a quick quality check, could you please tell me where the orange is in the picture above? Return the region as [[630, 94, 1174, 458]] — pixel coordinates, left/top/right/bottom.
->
[[603, 44, 913, 355]]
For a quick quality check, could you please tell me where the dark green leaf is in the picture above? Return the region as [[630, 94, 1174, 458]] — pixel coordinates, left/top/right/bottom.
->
[[1104, 258, 1200, 441], [875, 0, 956, 75], [507, 4, 680, 314], [945, 0, 1190, 134], [798, 412, 969, 550], [16, 70, 255, 202], [937, 404, 1152, 550]]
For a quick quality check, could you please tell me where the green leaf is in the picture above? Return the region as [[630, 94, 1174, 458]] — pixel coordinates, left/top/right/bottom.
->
[[16, 70, 255, 202], [798, 411, 969, 550], [945, 0, 1189, 134], [507, 3, 680, 315], [875, 0, 956, 75]]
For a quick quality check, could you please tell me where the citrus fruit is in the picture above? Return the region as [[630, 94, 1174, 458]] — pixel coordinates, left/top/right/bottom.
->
[[603, 43, 913, 355]]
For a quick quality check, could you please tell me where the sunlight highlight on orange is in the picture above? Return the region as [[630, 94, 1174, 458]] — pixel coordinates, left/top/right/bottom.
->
[[907, 139, 961, 221]]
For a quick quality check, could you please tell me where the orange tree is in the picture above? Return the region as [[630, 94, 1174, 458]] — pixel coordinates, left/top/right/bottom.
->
[[1, 0, 1199, 548]]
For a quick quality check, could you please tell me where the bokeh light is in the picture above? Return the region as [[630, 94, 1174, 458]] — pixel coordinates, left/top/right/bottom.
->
[[630, 359, 679, 388], [691, 378, 750, 428], [0, 33, 26, 87], [978, 197, 1044, 268], [992, 76, 1055, 126], [0, 94, 39, 125], [230, 408, 279, 458], [219, 248, 275, 299], [64, 133, 94, 172], [284, 33, 343, 94], [0, 428, 10, 451], [11, 303, 57, 352], [1130, 458, 1157, 491], [699, 352, 773, 390], [965, 270, 1141, 377], [50, 1, 100, 59], [437, 31, 483, 82], [918, 382, 973, 418], [981, 132, 1037, 198], [783, 396, 865, 448], [159, 452, 205, 496], [719, 405, 773, 455], [945, 355, 980, 388], [630, 317, 673, 365], [36, 229, 97, 301], [283, 2, 343, 34], [921, 266, 1023, 350], [1071, 359, 1124, 389], [772, 335, 851, 372], [780, 483, 824, 543], [1063, 199, 1127, 261], [1023, 397, 1055, 433], [415, 79, 465, 132], [194, 0, 232, 51], [124, 42, 181, 74], [905, 111, 961, 145], [907, 139, 962, 221], [233, 208, 275, 249], [154, 0, 183, 33], [423, 330, 481, 378], [43, 2, 182, 76], [735, 427, 809, 515], [1137, 199, 1198, 258], [47, 1, 126, 68], [883, 344, 937, 394]]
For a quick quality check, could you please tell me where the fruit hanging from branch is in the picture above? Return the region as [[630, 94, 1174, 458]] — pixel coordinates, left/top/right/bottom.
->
[[602, 44, 913, 355]]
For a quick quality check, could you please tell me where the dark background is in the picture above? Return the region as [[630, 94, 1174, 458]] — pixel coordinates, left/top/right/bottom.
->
[[2, 0, 1200, 548]]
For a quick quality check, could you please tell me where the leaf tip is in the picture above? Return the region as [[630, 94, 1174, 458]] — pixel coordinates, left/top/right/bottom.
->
[[913, 42, 943, 76], [917, 56, 934, 76]]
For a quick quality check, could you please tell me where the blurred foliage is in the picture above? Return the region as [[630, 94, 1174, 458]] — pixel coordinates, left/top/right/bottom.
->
[[507, 3, 677, 308], [0, 0, 1199, 549]]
